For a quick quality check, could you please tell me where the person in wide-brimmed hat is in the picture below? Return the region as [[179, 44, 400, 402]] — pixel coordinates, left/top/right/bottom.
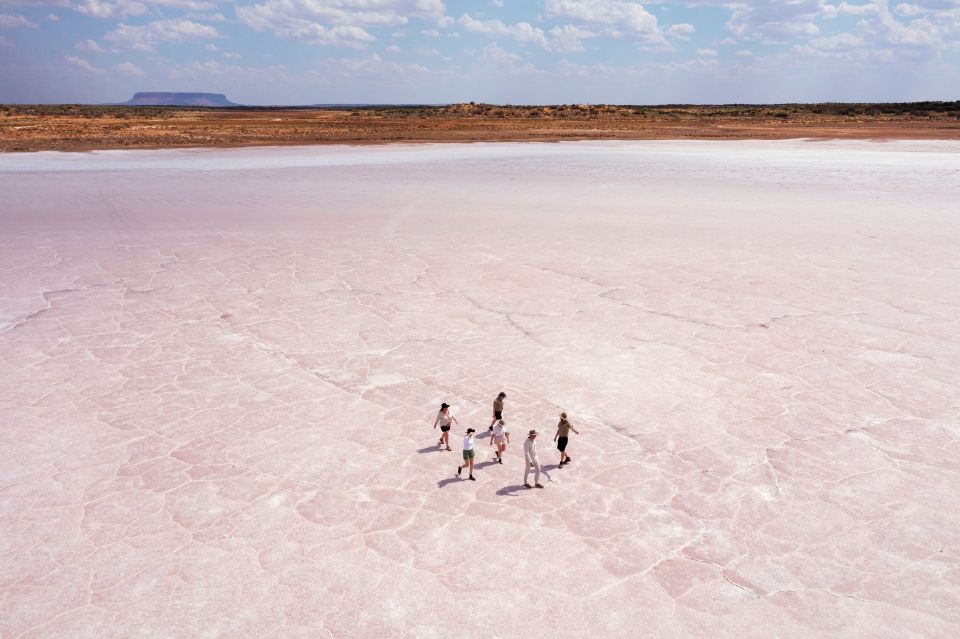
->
[[433, 402, 458, 451], [523, 429, 543, 489], [554, 412, 580, 468]]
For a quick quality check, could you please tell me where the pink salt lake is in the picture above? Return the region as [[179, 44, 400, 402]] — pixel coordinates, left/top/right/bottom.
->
[[1, 140, 958, 638]]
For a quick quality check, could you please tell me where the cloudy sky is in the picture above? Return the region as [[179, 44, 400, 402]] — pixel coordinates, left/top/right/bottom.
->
[[1, 1, 959, 104]]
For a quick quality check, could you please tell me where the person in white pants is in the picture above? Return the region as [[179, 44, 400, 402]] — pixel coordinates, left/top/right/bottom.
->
[[523, 430, 544, 489]]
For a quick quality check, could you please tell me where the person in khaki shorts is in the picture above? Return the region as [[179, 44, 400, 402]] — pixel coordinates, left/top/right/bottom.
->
[[489, 419, 510, 464], [489, 391, 506, 431], [554, 412, 580, 468]]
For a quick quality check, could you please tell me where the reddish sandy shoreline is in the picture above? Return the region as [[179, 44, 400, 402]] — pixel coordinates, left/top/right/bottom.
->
[[3, 104, 959, 152]]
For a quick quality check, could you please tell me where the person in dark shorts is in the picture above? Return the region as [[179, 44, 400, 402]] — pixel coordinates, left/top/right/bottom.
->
[[554, 412, 580, 467], [433, 402, 458, 451], [457, 428, 477, 480], [489, 391, 506, 430]]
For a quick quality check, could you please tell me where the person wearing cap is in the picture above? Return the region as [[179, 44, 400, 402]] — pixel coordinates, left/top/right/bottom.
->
[[457, 428, 477, 481], [554, 412, 580, 468], [523, 430, 543, 488], [490, 419, 510, 464], [433, 402, 458, 451], [489, 392, 507, 431]]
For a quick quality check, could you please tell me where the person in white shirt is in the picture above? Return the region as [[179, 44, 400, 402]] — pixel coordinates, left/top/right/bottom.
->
[[457, 428, 477, 481], [523, 430, 543, 489], [433, 402, 458, 451], [490, 419, 510, 464]]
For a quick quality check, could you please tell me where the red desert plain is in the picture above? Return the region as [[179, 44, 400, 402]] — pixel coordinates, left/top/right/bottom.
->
[[1, 136, 959, 638]]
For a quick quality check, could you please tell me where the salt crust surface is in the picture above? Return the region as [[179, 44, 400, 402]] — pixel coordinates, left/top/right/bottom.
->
[[1, 140, 959, 638]]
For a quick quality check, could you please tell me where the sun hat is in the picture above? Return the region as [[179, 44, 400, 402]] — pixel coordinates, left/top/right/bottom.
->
[[441, 402, 449, 409], [529, 429, 538, 435], [466, 428, 476, 433]]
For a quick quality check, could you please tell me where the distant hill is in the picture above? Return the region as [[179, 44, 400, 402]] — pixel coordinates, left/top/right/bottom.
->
[[121, 92, 240, 107]]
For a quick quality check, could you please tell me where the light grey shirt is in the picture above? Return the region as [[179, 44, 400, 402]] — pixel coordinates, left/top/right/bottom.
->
[[524, 438, 538, 463]]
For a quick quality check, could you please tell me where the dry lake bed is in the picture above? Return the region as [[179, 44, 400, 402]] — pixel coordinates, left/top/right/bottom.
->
[[1, 140, 959, 638]]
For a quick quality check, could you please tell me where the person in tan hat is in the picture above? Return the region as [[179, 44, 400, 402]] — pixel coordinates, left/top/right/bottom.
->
[[523, 429, 543, 488], [489, 391, 506, 431], [554, 412, 580, 468]]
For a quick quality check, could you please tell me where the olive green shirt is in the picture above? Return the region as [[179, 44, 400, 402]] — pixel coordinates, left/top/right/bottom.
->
[[493, 398, 504, 412], [557, 419, 572, 437]]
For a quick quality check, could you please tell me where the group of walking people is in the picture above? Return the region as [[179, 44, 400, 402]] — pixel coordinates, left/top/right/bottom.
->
[[433, 392, 580, 488]]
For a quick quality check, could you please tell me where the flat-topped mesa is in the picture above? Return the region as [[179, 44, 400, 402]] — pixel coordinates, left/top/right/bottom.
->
[[122, 92, 240, 107]]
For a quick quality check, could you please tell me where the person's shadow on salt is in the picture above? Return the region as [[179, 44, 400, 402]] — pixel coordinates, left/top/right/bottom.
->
[[437, 477, 463, 488], [416, 446, 442, 454], [496, 484, 528, 497]]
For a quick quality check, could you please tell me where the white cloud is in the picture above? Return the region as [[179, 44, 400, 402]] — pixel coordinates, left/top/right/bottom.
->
[[385, 44, 400, 53], [308, 52, 433, 80], [205, 42, 218, 51], [76, 38, 105, 52], [421, 27, 439, 36], [459, 12, 592, 51], [105, 19, 221, 51], [0, 34, 11, 46], [667, 22, 695, 40], [184, 12, 226, 21], [696, 47, 718, 56], [548, 24, 594, 51], [46, 13, 58, 20], [113, 61, 144, 75], [235, 0, 451, 47], [490, 0, 504, 7], [459, 14, 549, 47], [0, 13, 37, 27], [478, 41, 520, 63], [557, 58, 618, 79], [64, 54, 103, 73], [68, 0, 217, 20], [74, 0, 147, 20], [723, 1, 825, 40], [840, 0, 959, 51], [223, 51, 241, 59], [735, 49, 753, 56], [148, 0, 215, 9], [543, 0, 664, 43], [162, 60, 290, 88]]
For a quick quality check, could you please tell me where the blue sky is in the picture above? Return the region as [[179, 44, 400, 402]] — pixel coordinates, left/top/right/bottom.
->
[[1, 1, 959, 104]]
